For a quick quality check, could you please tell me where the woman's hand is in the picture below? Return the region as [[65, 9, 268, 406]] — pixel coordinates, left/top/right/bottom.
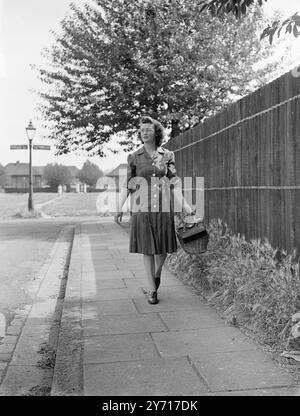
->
[[114, 211, 123, 224], [182, 201, 196, 217], [182, 203, 198, 224]]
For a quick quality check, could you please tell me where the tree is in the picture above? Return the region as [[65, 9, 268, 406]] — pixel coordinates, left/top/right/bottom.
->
[[0, 164, 6, 187], [43, 163, 73, 188], [35, 0, 280, 155], [199, 0, 300, 43], [78, 160, 103, 188]]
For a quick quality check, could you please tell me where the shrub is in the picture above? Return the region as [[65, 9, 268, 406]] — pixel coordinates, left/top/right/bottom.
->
[[166, 218, 300, 352]]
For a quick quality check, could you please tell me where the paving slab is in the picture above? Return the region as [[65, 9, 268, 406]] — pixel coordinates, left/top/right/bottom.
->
[[20, 325, 51, 335], [25, 317, 55, 326], [84, 358, 209, 396], [6, 326, 22, 336], [0, 354, 11, 362], [133, 293, 205, 313], [9, 318, 26, 326], [82, 263, 119, 272], [152, 327, 257, 357], [82, 257, 120, 265], [190, 350, 294, 392], [82, 253, 114, 260], [1, 335, 18, 344], [123, 277, 183, 288], [81, 243, 109, 249], [159, 285, 202, 297], [0, 366, 52, 396], [158, 309, 225, 330], [83, 333, 159, 364], [82, 279, 126, 291], [107, 245, 129, 251], [82, 299, 138, 318], [82, 313, 167, 336], [117, 257, 145, 266], [122, 265, 146, 272], [27, 299, 57, 319], [0, 343, 15, 354], [130, 270, 183, 281], [81, 287, 142, 302], [11, 332, 49, 365], [82, 270, 135, 280]]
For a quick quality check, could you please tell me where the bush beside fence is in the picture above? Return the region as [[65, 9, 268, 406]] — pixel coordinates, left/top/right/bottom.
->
[[166, 218, 300, 354]]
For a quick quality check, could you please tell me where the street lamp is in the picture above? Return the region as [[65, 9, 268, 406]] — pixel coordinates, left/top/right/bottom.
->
[[25, 120, 36, 211]]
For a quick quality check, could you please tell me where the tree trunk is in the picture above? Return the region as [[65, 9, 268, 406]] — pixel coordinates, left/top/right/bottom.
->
[[170, 119, 181, 139]]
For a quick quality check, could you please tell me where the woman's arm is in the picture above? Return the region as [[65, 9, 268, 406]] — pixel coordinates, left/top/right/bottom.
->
[[173, 184, 195, 216], [117, 186, 130, 212], [166, 150, 195, 217], [114, 153, 135, 223], [114, 186, 130, 224]]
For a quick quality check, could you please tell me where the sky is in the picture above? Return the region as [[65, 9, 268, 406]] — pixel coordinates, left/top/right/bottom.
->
[[0, 0, 126, 172], [0, 0, 300, 171]]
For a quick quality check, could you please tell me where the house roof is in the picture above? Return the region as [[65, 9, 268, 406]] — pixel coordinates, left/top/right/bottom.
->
[[106, 163, 128, 177], [4, 163, 79, 177], [4, 162, 44, 176]]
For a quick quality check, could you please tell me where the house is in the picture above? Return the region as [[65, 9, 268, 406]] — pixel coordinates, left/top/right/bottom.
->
[[4, 162, 46, 189], [104, 163, 127, 191], [3, 162, 81, 192]]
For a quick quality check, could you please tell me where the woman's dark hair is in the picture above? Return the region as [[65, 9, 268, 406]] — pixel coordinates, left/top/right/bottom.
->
[[138, 116, 165, 147]]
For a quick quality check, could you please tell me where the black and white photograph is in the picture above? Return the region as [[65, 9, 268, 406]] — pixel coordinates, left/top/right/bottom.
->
[[0, 0, 300, 401]]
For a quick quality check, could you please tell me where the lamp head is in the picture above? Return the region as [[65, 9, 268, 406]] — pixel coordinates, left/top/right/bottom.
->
[[25, 120, 36, 141]]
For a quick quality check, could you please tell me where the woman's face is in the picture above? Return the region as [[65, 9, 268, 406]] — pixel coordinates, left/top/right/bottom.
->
[[140, 123, 155, 144]]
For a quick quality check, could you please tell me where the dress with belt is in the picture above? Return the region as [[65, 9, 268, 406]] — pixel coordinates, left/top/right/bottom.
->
[[122, 145, 179, 255]]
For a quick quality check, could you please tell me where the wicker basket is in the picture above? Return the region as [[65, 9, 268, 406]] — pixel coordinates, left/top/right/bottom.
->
[[175, 217, 209, 255]]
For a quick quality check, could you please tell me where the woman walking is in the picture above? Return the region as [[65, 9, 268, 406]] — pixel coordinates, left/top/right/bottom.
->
[[114, 116, 193, 304]]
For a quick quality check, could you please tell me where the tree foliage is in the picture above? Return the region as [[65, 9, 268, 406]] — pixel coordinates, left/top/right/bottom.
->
[[35, 0, 279, 156], [77, 160, 103, 187], [43, 163, 73, 188], [199, 0, 300, 43]]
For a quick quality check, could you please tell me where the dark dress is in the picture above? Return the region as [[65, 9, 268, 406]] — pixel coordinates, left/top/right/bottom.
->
[[123, 145, 179, 255]]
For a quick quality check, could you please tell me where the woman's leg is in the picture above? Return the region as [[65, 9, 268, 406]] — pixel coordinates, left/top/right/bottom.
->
[[143, 254, 156, 292], [154, 253, 167, 289]]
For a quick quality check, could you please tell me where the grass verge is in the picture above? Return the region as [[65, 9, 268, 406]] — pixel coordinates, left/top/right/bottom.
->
[[166, 218, 300, 359], [12, 209, 43, 219]]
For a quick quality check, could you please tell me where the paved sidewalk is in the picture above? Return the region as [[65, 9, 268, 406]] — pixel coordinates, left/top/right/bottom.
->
[[52, 218, 298, 396]]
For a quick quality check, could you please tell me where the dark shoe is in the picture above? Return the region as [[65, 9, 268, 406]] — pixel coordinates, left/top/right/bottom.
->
[[154, 277, 161, 290], [147, 290, 158, 305]]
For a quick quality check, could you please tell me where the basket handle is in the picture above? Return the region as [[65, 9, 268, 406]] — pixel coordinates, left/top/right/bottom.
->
[[182, 213, 203, 229]]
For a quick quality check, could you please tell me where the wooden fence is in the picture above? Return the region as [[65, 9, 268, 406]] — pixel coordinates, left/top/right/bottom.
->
[[165, 67, 300, 256]]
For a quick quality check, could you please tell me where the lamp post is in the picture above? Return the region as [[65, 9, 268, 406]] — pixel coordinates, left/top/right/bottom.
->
[[25, 120, 36, 211]]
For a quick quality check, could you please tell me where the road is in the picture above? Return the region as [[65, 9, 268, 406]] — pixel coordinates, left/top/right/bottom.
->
[[0, 218, 79, 333]]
